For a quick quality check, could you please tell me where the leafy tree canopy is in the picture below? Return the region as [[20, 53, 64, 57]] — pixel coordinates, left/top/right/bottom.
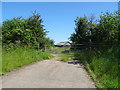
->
[[69, 11, 119, 46], [2, 12, 54, 49]]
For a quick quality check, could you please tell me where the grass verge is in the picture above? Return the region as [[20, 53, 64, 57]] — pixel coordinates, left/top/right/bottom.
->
[[73, 47, 118, 88], [1, 47, 53, 75]]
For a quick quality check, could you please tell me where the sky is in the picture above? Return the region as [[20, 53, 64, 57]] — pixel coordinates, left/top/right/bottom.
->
[[2, 2, 118, 44], [2, 0, 119, 2]]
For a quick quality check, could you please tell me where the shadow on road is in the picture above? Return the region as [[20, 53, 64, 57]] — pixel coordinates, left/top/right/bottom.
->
[[68, 60, 83, 66]]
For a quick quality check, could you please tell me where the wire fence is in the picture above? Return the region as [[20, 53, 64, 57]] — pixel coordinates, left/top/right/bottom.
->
[[70, 43, 118, 51]]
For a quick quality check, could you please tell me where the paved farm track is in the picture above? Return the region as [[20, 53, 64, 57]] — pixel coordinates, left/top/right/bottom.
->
[[2, 54, 96, 88]]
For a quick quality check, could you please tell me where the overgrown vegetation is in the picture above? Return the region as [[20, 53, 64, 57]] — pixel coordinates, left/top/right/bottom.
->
[[48, 47, 72, 62], [70, 11, 119, 88], [73, 47, 118, 88], [60, 55, 70, 62], [70, 11, 119, 45], [1, 12, 54, 75], [1, 47, 52, 75], [2, 12, 54, 50]]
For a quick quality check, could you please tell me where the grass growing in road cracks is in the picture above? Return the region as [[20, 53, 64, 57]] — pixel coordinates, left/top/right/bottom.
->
[[47, 47, 72, 62], [73, 48, 118, 88], [1, 47, 53, 75], [60, 55, 71, 62]]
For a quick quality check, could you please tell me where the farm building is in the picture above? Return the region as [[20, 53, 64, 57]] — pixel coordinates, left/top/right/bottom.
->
[[55, 41, 71, 48]]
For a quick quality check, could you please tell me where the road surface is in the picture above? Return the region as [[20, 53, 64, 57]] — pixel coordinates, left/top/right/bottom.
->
[[2, 54, 96, 88]]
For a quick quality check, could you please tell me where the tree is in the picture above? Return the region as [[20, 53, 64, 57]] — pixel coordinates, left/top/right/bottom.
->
[[97, 11, 119, 45], [69, 16, 88, 44], [70, 11, 119, 46], [2, 12, 54, 49], [2, 17, 26, 44]]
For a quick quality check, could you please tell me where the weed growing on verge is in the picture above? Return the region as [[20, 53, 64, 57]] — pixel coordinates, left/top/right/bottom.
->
[[73, 48, 118, 88], [2, 47, 53, 75]]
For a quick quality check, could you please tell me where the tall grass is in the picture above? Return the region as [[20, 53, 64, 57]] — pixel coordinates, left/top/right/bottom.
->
[[1, 47, 52, 75], [0, 45, 2, 75], [73, 47, 118, 88]]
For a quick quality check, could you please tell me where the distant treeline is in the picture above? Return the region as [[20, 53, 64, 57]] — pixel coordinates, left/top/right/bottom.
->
[[69, 11, 119, 46], [2, 12, 54, 50]]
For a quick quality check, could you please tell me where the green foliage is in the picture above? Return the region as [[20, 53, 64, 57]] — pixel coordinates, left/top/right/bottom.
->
[[73, 48, 118, 88], [60, 55, 71, 62], [70, 16, 89, 44], [70, 11, 119, 88], [69, 11, 119, 45], [1, 11, 54, 75], [2, 47, 53, 75], [2, 12, 54, 49], [97, 11, 119, 44], [48, 47, 68, 54]]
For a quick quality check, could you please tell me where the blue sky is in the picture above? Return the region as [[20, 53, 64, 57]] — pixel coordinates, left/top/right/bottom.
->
[[2, 0, 119, 2], [2, 2, 118, 44]]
